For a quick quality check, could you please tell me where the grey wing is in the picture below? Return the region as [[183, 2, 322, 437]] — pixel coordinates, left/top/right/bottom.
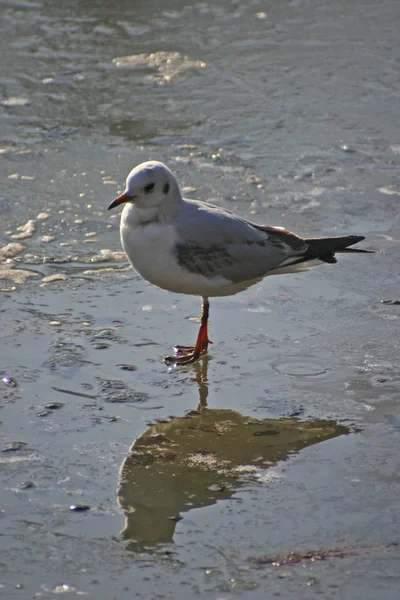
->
[[174, 199, 308, 282]]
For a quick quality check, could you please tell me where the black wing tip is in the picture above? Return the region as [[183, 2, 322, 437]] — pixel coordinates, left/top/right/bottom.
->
[[347, 234, 365, 245], [340, 235, 374, 253], [305, 234, 374, 260], [340, 235, 375, 254], [321, 254, 337, 264], [353, 235, 365, 243]]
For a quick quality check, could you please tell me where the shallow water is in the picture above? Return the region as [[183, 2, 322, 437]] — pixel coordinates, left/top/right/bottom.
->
[[1, 0, 400, 598]]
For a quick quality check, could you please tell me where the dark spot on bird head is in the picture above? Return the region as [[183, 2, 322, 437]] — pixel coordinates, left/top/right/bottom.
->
[[163, 182, 170, 194], [144, 182, 155, 193]]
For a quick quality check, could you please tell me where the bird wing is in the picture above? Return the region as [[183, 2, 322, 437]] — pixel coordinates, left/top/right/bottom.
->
[[173, 199, 308, 283]]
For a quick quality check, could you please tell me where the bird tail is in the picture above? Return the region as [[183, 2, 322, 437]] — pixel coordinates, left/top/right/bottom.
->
[[304, 235, 373, 264]]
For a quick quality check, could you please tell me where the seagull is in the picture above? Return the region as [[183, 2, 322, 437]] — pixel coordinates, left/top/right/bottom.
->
[[108, 161, 371, 365]]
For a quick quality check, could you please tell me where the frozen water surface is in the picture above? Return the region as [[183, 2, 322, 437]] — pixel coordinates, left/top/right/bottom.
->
[[1, 0, 399, 598]]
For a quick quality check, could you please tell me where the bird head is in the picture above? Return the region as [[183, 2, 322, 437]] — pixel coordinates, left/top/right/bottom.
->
[[108, 161, 181, 211]]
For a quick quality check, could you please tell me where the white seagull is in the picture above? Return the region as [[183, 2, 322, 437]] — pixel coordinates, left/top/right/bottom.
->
[[108, 161, 371, 365]]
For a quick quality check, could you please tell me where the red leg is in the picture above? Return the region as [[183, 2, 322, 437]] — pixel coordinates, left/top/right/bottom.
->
[[165, 298, 211, 365]]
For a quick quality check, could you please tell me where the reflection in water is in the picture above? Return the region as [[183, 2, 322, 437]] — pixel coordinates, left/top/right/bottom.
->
[[117, 361, 348, 551]]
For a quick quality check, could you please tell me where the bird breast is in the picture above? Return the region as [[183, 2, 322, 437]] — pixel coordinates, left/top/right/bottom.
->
[[119, 218, 246, 296]]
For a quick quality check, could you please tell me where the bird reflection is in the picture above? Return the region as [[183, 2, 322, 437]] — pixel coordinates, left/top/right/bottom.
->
[[191, 356, 210, 410], [117, 359, 348, 551]]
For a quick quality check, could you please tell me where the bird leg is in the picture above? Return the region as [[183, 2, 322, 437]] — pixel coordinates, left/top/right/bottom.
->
[[164, 297, 211, 365]]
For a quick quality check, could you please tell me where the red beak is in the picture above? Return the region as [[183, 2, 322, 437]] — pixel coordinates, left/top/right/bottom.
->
[[108, 191, 131, 210]]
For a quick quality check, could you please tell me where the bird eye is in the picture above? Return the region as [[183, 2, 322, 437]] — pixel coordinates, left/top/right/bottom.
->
[[144, 182, 155, 193]]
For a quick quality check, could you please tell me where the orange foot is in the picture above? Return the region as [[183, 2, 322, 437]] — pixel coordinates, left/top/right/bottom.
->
[[164, 341, 210, 366]]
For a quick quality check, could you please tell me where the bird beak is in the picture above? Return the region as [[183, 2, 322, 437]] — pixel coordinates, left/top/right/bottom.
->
[[108, 191, 133, 210]]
